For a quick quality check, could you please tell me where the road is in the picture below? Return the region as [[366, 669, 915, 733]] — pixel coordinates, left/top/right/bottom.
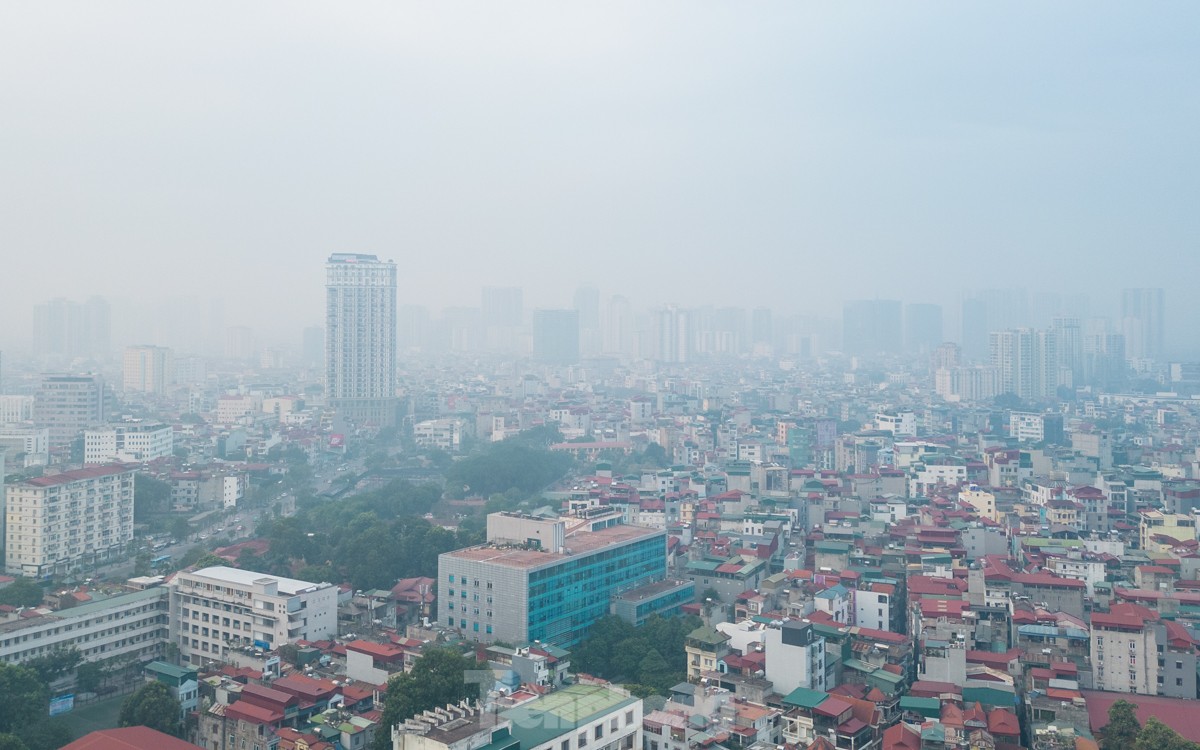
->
[[85, 457, 367, 583]]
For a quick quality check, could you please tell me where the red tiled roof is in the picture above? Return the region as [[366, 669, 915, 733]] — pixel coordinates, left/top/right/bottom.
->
[[62, 728, 204, 750], [1084, 691, 1200, 743], [26, 464, 131, 487]]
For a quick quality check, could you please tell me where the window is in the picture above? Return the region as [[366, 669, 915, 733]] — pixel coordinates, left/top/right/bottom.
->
[[595, 725, 603, 740], [1177, 661, 1184, 670], [562, 742, 570, 750], [625, 711, 634, 726], [579, 733, 588, 748], [611, 718, 619, 732]]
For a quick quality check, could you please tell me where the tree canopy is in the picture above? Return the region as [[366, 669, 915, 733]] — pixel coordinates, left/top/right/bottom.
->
[[373, 648, 480, 750], [572, 614, 701, 694], [1100, 700, 1140, 750], [119, 681, 183, 737], [0, 578, 44, 608], [443, 434, 571, 498], [253, 481, 479, 590], [0, 663, 71, 750]]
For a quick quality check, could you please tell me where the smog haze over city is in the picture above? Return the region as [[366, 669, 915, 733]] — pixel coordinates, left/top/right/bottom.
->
[[2, 2, 1198, 355], [11, 5, 1200, 750]]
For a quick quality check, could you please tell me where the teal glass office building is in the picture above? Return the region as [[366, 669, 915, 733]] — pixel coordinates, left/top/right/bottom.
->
[[439, 523, 667, 649]]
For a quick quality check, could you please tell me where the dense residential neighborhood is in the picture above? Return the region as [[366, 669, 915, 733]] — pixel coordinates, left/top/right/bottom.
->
[[3, 276, 1200, 750]]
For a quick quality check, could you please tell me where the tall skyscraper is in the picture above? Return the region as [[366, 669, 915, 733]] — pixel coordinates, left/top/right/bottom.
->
[[842, 300, 903, 357], [481, 286, 523, 353], [905, 303, 944, 355], [531, 309, 580, 364], [655, 306, 690, 363], [32, 297, 110, 361], [989, 328, 1058, 401], [573, 285, 601, 357], [1121, 288, 1165, 360], [603, 295, 635, 356], [325, 253, 398, 426]]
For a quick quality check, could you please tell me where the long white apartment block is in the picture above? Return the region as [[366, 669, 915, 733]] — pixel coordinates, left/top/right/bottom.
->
[[84, 421, 174, 463], [5, 465, 135, 577], [169, 566, 337, 667]]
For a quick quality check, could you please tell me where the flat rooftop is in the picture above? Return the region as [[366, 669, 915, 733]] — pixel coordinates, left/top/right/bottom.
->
[[445, 524, 664, 570], [615, 578, 693, 602], [187, 566, 330, 595]]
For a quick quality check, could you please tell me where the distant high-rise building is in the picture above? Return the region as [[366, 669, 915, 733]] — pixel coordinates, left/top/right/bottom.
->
[[1052, 317, 1084, 389], [842, 300, 902, 357], [397, 305, 429, 352], [960, 289, 1030, 361], [301, 326, 324, 368], [32, 297, 110, 361], [573, 286, 601, 357], [325, 253, 398, 426], [482, 287, 523, 353], [654, 306, 690, 363], [34, 373, 108, 448], [905, 303, 944, 355], [224, 326, 256, 361], [481, 287, 523, 327], [1084, 319, 1127, 390], [603, 295, 635, 356], [532, 309, 580, 364], [989, 328, 1058, 401], [751, 308, 773, 344], [1121, 288, 1165, 360], [123, 345, 174, 394]]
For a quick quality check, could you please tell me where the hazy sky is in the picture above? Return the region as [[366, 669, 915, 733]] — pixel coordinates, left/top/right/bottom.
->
[[2, 2, 1197, 348]]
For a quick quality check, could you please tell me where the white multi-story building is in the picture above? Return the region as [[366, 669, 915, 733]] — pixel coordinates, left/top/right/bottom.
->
[[0, 428, 50, 466], [4, 464, 135, 577], [169, 566, 337, 667], [326, 253, 398, 426], [0, 586, 169, 666], [0, 395, 35, 425], [1010, 412, 1047, 443], [764, 619, 826, 695], [123, 345, 174, 394], [874, 412, 917, 437], [414, 418, 464, 451], [935, 366, 1000, 403], [215, 395, 261, 426], [501, 683, 642, 750], [84, 421, 174, 463], [34, 373, 108, 447]]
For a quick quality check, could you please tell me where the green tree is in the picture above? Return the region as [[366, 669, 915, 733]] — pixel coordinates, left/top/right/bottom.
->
[[119, 681, 182, 737], [24, 648, 81, 685], [1101, 700, 1141, 750], [1134, 718, 1197, 750], [170, 517, 192, 542], [191, 553, 227, 570], [134, 474, 172, 522], [620, 684, 659, 699], [16, 720, 71, 750], [637, 649, 673, 693], [374, 649, 479, 750], [75, 661, 104, 694], [0, 663, 50, 736], [0, 578, 44, 608], [0, 734, 29, 750]]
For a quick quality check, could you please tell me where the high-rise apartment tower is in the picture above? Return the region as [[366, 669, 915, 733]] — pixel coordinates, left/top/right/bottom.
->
[[325, 253, 398, 426]]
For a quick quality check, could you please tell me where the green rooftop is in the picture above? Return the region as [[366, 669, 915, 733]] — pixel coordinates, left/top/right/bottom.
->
[[503, 684, 638, 749], [782, 687, 830, 709]]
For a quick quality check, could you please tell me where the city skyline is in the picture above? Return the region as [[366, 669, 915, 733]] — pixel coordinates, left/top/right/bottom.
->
[[1, 3, 1198, 352]]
